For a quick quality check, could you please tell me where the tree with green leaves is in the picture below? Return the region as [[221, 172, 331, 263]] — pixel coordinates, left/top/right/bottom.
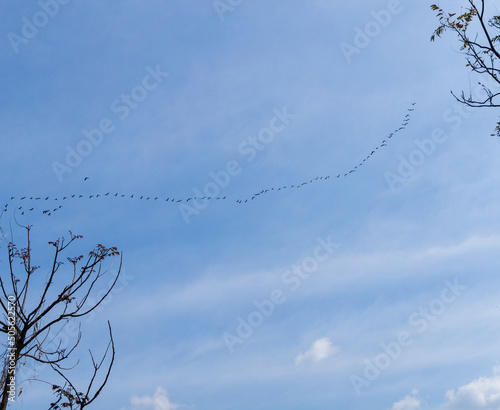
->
[[0, 224, 121, 409], [430, 0, 500, 135]]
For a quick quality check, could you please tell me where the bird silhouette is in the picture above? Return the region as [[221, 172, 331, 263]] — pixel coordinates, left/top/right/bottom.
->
[[2, 104, 413, 207]]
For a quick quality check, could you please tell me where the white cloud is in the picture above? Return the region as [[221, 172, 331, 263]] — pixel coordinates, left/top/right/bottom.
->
[[130, 386, 180, 410], [443, 374, 500, 409], [389, 389, 421, 410], [294, 337, 339, 365]]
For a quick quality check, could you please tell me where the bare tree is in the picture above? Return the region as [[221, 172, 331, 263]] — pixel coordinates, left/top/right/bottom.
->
[[0, 223, 121, 409], [430, 0, 500, 135]]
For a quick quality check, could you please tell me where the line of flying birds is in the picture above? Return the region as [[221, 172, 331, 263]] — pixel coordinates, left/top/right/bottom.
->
[[3, 103, 415, 216]]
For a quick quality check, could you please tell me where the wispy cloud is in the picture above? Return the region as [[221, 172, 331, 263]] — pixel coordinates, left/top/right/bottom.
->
[[389, 389, 421, 410], [295, 337, 339, 365], [443, 369, 500, 409], [129, 386, 180, 410]]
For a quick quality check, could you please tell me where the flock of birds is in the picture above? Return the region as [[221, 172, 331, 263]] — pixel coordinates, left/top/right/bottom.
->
[[2, 104, 415, 217]]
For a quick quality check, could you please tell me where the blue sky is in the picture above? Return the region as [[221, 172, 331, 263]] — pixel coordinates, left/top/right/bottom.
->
[[2, 0, 500, 409]]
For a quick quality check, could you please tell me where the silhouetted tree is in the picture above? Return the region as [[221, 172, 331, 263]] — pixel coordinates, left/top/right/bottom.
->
[[0, 224, 121, 409], [430, 0, 500, 135]]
